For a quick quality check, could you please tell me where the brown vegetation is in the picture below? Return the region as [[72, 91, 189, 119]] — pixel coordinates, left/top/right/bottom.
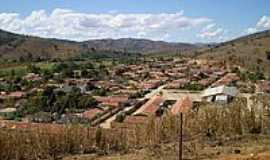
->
[[1, 95, 270, 160], [198, 30, 270, 75]]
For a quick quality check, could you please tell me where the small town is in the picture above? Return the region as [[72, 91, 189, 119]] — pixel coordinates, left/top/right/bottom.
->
[[1, 1, 270, 160], [0, 57, 268, 128]]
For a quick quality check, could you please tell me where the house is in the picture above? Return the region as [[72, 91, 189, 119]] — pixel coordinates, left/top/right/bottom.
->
[[136, 95, 164, 116], [54, 85, 74, 93], [201, 85, 238, 104], [198, 77, 216, 88], [82, 108, 103, 120], [171, 96, 193, 115], [7, 91, 26, 99], [23, 73, 42, 81], [94, 96, 129, 107], [0, 108, 17, 118], [165, 79, 189, 89], [54, 83, 90, 94], [166, 72, 186, 79], [149, 71, 165, 79], [141, 80, 162, 90], [212, 73, 240, 87]]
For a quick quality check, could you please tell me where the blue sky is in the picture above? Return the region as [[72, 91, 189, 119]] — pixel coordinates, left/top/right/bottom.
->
[[0, 0, 269, 43]]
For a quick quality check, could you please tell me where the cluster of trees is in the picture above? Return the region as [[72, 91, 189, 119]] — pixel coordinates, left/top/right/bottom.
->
[[0, 76, 41, 92], [234, 68, 266, 82], [183, 82, 204, 91], [23, 61, 110, 81], [50, 61, 109, 80], [19, 86, 98, 119], [0, 81, 21, 92]]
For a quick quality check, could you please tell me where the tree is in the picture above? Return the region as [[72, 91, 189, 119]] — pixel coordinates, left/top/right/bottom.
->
[[84, 62, 94, 69], [21, 95, 43, 115], [27, 64, 41, 74], [248, 71, 265, 82], [53, 95, 69, 115], [42, 69, 53, 80], [42, 86, 57, 112], [93, 87, 107, 96], [78, 96, 97, 109], [184, 82, 204, 91], [115, 113, 126, 123]]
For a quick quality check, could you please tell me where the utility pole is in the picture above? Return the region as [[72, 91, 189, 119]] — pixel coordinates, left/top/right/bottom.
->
[[179, 112, 183, 160]]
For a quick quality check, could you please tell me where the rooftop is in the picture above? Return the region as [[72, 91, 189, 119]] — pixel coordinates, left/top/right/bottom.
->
[[202, 85, 238, 97], [171, 96, 193, 115]]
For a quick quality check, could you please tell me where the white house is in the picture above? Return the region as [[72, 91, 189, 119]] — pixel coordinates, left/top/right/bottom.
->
[[201, 85, 238, 104]]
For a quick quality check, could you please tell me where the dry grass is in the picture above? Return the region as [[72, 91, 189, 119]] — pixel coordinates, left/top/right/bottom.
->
[[1, 95, 270, 160]]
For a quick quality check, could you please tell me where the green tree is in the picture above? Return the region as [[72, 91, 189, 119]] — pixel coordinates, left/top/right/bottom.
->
[[27, 64, 41, 74], [78, 96, 97, 109]]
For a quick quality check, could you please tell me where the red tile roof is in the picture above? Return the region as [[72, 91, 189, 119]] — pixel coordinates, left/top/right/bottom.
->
[[140, 95, 164, 115], [141, 80, 161, 90], [166, 79, 190, 89], [8, 91, 25, 98], [198, 78, 216, 87], [212, 73, 239, 87], [94, 96, 129, 107], [82, 108, 103, 119], [171, 96, 193, 115]]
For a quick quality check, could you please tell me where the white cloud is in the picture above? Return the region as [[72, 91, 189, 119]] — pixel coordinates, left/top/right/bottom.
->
[[197, 23, 225, 41], [0, 8, 213, 41], [257, 16, 270, 28], [246, 27, 258, 34], [245, 15, 270, 34]]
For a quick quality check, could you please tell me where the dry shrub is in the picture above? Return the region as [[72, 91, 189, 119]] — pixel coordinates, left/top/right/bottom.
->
[[0, 126, 97, 160], [1, 95, 270, 159], [249, 94, 270, 133], [183, 97, 249, 137]]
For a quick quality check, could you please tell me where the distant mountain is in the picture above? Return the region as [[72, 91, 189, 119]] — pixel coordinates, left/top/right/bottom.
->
[[0, 29, 196, 60], [82, 38, 195, 54], [193, 42, 218, 48], [197, 30, 270, 74], [0, 29, 82, 60]]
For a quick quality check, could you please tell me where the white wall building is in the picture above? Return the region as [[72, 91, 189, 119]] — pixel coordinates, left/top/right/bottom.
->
[[201, 85, 238, 104]]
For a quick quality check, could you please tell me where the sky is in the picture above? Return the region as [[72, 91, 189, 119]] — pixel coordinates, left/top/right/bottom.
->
[[0, 0, 269, 43]]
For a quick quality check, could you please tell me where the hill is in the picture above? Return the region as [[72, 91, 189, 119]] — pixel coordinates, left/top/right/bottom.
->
[[0, 29, 196, 60], [82, 38, 195, 54], [0, 29, 82, 60], [197, 30, 270, 74]]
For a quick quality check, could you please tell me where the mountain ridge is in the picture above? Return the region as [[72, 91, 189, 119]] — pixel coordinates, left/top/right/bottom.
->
[[0, 29, 196, 60]]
